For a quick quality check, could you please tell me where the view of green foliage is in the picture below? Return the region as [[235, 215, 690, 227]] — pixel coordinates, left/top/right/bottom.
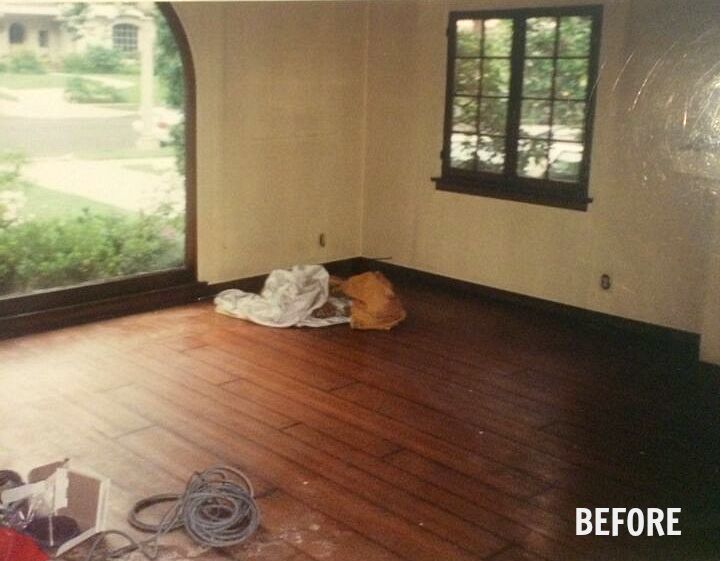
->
[[65, 76, 125, 103], [451, 15, 592, 181], [0, 210, 183, 295], [62, 45, 130, 74], [0, 154, 183, 296], [153, 7, 186, 173], [0, 3, 188, 298], [61, 3, 91, 41], [5, 51, 47, 74], [0, 152, 26, 228]]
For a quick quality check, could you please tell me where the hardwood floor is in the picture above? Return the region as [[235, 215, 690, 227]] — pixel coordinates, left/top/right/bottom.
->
[[1, 280, 719, 560]]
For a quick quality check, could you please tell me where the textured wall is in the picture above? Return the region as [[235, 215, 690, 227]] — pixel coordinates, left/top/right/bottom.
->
[[175, 1, 367, 284], [361, 0, 720, 350]]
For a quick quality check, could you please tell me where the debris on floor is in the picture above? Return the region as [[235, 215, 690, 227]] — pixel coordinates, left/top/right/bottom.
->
[[214, 265, 406, 330], [2, 464, 260, 560], [341, 271, 407, 330], [215, 265, 349, 328], [0, 527, 48, 561], [0, 460, 109, 558]]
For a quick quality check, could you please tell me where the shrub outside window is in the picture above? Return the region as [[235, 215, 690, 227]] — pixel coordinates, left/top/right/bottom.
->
[[435, 6, 603, 211]]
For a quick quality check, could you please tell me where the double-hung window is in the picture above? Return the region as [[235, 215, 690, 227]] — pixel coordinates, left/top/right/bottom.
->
[[435, 6, 602, 210]]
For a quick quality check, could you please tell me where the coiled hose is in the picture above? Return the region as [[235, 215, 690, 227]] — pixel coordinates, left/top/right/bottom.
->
[[72, 466, 260, 561]]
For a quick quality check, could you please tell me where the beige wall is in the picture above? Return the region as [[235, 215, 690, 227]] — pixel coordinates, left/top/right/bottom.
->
[[175, 1, 367, 284], [174, 0, 719, 364], [701, 195, 720, 365], [362, 0, 720, 360]]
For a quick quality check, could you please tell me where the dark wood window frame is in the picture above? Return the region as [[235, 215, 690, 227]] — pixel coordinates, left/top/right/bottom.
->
[[434, 5, 603, 211], [0, 3, 202, 334]]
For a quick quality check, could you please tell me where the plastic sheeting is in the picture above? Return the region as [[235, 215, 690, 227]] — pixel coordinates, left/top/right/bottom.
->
[[214, 265, 349, 328]]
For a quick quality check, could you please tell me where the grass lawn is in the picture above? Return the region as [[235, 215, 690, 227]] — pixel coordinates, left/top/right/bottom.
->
[[0, 73, 70, 89], [0, 72, 166, 104], [90, 74, 166, 105], [17, 181, 127, 221], [75, 146, 173, 160]]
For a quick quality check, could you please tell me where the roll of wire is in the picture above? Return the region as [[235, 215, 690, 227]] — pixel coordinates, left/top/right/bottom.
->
[[76, 466, 260, 561]]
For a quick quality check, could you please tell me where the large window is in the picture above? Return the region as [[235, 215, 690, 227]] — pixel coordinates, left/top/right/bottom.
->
[[0, 3, 195, 324], [435, 6, 602, 210]]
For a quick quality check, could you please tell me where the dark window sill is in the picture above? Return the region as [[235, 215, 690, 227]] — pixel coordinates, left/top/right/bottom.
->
[[433, 176, 592, 211], [0, 277, 208, 340]]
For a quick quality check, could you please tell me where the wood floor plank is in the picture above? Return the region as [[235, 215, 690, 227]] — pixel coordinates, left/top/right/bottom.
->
[[220, 373, 549, 499], [201, 328, 353, 391], [282, 422, 592, 560], [108, 384, 486, 561], [111, 426, 405, 561], [114, 379, 506, 558], [3, 281, 718, 561]]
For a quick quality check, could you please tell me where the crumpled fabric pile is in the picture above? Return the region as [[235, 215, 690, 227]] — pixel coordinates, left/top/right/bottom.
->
[[340, 271, 406, 330], [214, 265, 406, 330]]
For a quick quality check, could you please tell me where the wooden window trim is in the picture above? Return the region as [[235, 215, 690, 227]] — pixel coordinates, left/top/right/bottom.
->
[[0, 3, 199, 327], [435, 5, 603, 211]]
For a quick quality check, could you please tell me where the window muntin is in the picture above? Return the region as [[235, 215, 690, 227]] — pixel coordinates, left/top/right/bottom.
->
[[439, 6, 602, 209], [113, 23, 138, 52]]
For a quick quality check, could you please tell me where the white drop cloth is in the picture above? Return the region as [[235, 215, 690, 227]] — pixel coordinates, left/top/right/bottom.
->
[[214, 264, 349, 328]]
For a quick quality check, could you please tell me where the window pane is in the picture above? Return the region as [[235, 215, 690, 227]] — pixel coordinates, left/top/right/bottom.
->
[[558, 16, 592, 56], [456, 19, 482, 57], [481, 58, 511, 96], [452, 97, 478, 132], [552, 101, 586, 141], [520, 100, 551, 138], [517, 139, 549, 178], [477, 135, 505, 172], [483, 19, 512, 57], [525, 17, 557, 57], [555, 58, 589, 99], [522, 58, 554, 98], [549, 142, 584, 182], [0, 3, 187, 299], [478, 97, 508, 135], [450, 133, 477, 170], [455, 59, 480, 94]]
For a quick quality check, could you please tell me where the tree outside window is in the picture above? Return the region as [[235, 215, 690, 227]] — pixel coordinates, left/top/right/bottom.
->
[[436, 6, 602, 211]]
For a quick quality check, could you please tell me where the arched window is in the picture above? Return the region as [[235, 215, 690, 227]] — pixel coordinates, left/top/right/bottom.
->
[[9, 23, 26, 44], [113, 23, 138, 51], [0, 3, 196, 333]]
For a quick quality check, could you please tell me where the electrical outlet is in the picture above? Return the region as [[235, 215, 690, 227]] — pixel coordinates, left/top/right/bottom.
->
[[318, 233, 326, 248], [600, 274, 612, 291]]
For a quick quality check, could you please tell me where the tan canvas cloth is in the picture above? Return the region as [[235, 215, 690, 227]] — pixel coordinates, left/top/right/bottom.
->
[[340, 271, 406, 330]]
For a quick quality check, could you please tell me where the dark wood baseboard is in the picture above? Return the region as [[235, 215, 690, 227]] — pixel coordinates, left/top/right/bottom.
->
[[204, 256, 701, 362], [360, 259, 701, 362], [205, 258, 367, 296], [700, 361, 720, 378], [0, 281, 207, 340]]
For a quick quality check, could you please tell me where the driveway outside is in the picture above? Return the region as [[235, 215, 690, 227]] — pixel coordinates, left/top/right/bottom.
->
[[0, 80, 182, 214]]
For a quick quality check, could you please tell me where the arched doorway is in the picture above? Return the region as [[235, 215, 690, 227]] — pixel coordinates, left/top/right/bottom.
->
[[0, 3, 197, 334]]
